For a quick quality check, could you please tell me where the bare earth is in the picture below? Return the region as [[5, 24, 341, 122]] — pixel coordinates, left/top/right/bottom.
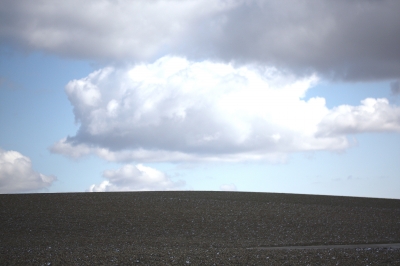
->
[[0, 191, 399, 265]]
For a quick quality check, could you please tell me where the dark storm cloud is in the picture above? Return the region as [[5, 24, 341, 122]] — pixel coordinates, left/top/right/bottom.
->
[[1, 0, 399, 81], [194, 0, 400, 81]]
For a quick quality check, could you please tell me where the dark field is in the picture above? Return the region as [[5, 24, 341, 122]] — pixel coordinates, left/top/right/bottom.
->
[[1, 191, 400, 265]]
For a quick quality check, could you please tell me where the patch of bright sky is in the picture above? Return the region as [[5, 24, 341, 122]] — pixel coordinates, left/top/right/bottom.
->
[[175, 132, 400, 198], [306, 79, 394, 108]]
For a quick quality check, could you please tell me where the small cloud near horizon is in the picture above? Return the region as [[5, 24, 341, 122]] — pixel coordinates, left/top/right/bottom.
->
[[220, 183, 237, 191], [0, 148, 56, 193], [88, 164, 184, 192]]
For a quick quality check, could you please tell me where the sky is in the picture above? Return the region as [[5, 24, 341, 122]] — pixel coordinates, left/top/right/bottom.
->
[[0, 0, 400, 198]]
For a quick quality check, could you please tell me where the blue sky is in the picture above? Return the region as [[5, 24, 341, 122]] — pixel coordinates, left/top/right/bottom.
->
[[1, 0, 399, 198]]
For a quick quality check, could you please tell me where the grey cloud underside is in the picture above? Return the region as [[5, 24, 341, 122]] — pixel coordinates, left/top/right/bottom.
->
[[198, 0, 400, 81], [68, 110, 289, 154], [1, 0, 400, 81]]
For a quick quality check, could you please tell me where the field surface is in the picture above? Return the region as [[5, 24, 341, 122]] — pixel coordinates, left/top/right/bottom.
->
[[1, 191, 400, 265]]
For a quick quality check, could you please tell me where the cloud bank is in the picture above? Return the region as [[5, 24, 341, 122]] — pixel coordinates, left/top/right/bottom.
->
[[50, 57, 400, 163], [88, 164, 184, 192], [0, 148, 56, 193], [1, 0, 400, 80]]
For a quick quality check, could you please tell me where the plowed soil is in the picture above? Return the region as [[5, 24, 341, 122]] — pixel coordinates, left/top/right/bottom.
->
[[1, 191, 399, 265]]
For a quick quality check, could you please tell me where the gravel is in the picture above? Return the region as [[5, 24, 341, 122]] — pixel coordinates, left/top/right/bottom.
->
[[1, 191, 399, 265]]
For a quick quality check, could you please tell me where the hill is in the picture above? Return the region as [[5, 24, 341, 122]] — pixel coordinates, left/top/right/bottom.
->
[[1, 191, 399, 265]]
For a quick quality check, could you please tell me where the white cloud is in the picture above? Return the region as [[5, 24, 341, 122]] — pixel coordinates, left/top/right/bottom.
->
[[0, 148, 56, 193], [50, 137, 93, 159], [2, 0, 400, 80], [317, 98, 400, 137], [51, 56, 358, 163], [50, 57, 400, 163], [88, 164, 184, 192], [220, 183, 237, 191]]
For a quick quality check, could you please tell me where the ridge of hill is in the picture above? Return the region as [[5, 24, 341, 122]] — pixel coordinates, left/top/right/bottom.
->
[[1, 191, 399, 265]]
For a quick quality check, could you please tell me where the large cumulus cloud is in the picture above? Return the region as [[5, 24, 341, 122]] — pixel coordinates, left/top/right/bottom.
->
[[1, 0, 400, 80], [0, 148, 56, 193], [50, 56, 400, 163]]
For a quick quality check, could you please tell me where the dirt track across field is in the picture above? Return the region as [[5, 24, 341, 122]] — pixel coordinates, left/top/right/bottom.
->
[[1, 191, 400, 265]]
